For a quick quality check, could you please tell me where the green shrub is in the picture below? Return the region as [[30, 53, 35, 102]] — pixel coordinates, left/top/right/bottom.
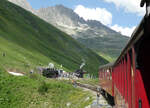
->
[[29, 73, 39, 80], [38, 81, 48, 94]]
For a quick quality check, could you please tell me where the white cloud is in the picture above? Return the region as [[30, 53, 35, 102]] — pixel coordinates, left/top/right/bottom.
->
[[74, 5, 136, 37], [103, 0, 145, 16], [110, 24, 136, 37], [74, 5, 112, 25]]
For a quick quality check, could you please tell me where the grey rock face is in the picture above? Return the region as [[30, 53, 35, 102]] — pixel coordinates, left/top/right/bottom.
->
[[37, 5, 85, 26]]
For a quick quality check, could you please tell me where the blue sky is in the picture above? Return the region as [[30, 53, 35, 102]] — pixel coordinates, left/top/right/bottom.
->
[[27, 0, 145, 36]]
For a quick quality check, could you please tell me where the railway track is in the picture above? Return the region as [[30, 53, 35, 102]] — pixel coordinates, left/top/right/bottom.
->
[[74, 82, 112, 108]]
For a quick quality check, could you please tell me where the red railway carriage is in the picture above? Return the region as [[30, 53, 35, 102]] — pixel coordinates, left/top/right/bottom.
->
[[99, 16, 150, 108], [99, 63, 113, 95], [99, 63, 115, 105]]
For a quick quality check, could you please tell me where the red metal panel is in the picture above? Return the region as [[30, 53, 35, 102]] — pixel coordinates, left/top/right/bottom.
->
[[117, 66, 118, 89], [121, 59, 123, 97], [116, 67, 117, 85], [127, 52, 132, 108], [116, 67, 117, 88], [119, 62, 121, 94], [122, 59, 124, 97], [135, 69, 150, 108], [121, 60, 123, 96], [121, 62, 122, 94], [115, 67, 117, 87], [132, 47, 136, 108], [120, 61, 122, 95], [124, 57, 128, 103], [123, 58, 125, 98], [116, 67, 118, 88], [122, 58, 125, 108], [115, 67, 117, 88], [118, 64, 120, 90], [117, 64, 120, 89], [119, 63, 121, 92], [112, 69, 114, 96], [119, 63, 121, 93]]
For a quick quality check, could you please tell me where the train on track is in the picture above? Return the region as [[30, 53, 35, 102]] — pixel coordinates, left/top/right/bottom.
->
[[99, 13, 150, 108]]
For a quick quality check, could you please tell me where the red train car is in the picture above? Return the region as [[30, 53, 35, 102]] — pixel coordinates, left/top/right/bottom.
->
[[99, 15, 150, 108]]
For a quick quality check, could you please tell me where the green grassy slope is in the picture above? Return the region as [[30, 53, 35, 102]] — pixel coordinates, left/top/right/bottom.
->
[[97, 52, 116, 62], [77, 34, 129, 62], [0, 67, 93, 108], [0, 0, 108, 75]]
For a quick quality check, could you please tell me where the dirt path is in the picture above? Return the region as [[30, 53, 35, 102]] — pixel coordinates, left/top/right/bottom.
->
[[77, 85, 112, 108]]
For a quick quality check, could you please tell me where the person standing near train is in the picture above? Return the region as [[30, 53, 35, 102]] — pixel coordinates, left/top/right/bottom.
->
[[96, 92, 100, 106]]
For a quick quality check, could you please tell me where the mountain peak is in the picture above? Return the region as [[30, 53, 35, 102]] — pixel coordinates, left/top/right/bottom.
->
[[55, 4, 66, 8], [37, 4, 86, 28]]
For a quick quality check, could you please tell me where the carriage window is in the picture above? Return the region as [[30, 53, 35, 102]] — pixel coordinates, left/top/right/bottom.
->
[[107, 69, 109, 80], [110, 71, 112, 80], [129, 49, 134, 77], [139, 99, 142, 108]]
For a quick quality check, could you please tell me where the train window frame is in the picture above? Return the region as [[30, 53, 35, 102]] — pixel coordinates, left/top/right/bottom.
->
[[129, 49, 134, 77], [107, 69, 109, 80], [110, 69, 112, 80]]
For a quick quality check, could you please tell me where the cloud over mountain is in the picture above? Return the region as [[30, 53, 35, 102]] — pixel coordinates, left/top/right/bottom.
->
[[74, 5, 112, 25], [110, 24, 136, 37]]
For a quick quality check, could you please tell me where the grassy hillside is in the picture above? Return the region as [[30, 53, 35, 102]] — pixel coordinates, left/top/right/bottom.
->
[[0, 0, 108, 76], [97, 52, 116, 62], [0, 67, 93, 108], [77, 35, 129, 62]]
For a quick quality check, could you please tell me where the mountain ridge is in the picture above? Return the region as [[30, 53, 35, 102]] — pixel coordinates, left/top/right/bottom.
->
[[8, 0, 129, 61], [36, 5, 129, 61]]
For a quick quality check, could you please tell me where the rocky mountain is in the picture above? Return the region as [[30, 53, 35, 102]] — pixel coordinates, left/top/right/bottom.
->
[[36, 5, 114, 38], [8, 0, 129, 61], [36, 5, 129, 61], [8, 0, 34, 13]]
